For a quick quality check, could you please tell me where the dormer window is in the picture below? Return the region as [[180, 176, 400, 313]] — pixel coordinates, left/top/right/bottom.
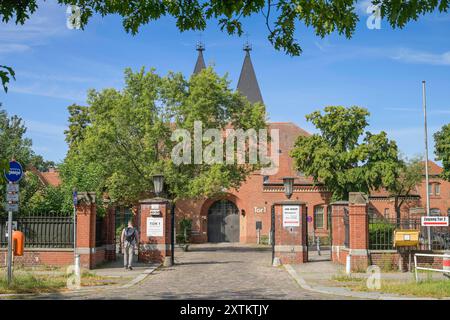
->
[[263, 175, 269, 184]]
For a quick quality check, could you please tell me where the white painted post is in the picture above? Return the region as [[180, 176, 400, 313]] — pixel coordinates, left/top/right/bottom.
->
[[414, 254, 419, 283], [346, 254, 351, 275]]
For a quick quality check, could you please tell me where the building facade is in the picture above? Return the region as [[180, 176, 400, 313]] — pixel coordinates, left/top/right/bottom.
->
[[173, 45, 450, 244]]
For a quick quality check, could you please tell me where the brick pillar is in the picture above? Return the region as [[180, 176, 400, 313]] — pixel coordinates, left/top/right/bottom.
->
[[331, 201, 349, 264], [138, 198, 172, 266], [273, 201, 307, 264], [76, 192, 97, 269], [104, 204, 116, 261], [348, 192, 369, 271]]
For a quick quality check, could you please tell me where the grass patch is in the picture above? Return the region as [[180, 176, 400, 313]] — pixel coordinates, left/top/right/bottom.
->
[[0, 273, 66, 294], [0, 271, 118, 294], [379, 280, 450, 298], [332, 274, 450, 298], [332, 274, 365, 283]]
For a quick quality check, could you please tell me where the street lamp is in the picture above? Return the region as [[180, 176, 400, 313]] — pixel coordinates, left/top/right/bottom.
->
[[153, 174, 165, 197], [283, 177, 295, 199]]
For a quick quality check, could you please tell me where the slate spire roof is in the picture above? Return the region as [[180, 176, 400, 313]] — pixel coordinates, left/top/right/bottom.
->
[[237, 42, 263, 104], [193, 41, 206, 74]]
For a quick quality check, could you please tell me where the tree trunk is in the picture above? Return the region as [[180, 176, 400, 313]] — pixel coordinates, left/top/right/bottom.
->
[[394, 196, 401, 228]]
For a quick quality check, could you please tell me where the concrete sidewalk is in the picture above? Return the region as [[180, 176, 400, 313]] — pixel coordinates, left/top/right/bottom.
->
[[286, 258, 449, 300]]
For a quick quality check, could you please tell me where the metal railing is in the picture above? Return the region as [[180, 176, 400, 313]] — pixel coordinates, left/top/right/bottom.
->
[[95, 216, 105, 247], [369, 217, 450, 250], [414, 253, 450, 282], [0, 213, 74, 248]]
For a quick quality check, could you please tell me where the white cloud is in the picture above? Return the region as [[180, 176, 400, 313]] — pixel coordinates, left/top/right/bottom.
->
[[0, 1, 69, 55], [10, 83, 86, 102], [356, 0, 375, 15], [0, 44, 31, 54], [391, 49, 450, 66], [17, 71, 98, 84], [384, 107, 450, 115], [24, 119, 67, 140]]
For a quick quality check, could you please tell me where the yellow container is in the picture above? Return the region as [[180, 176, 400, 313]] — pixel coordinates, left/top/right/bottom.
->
[[393, 229, 420, 247]]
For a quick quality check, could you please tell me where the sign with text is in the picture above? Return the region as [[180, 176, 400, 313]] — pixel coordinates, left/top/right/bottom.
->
[[4, 161, 23, 183], [421, 216, 449, 227], [150, 204, 161, 216], [6, 193, 19, 202], [254, 207, 266, 214], [282, 205, 300, 227], [6, 184, 19, 193], [4, 203, 18, 212], [146, 217, 164, 237]]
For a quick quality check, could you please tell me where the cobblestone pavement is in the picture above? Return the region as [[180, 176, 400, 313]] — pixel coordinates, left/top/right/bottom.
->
[[29, 244, 349, 300]]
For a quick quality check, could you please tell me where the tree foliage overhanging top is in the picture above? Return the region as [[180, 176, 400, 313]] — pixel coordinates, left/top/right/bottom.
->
[[290, 105, 400, 201], [1, 1, 449, 92], [2, 0, 449, 57], [61, 67, 267, 205]]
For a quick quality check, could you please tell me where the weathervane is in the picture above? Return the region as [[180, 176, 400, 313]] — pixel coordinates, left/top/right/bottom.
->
[[243, 33, 252, 52], [196, 33, 205, 52]]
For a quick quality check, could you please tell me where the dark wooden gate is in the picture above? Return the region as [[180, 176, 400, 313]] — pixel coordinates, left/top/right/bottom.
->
[[207, 200, 240, 243]]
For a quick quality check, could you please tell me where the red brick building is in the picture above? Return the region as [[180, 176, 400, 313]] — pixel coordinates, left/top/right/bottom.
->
[[174, 46, 450, 245], [42, 47, 450, 247]]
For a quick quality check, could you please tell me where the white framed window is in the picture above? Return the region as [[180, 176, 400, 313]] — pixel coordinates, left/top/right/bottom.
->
[[314, 206, 324, 229], [430, 208, 441, 216], [435, 183, 441, 196]]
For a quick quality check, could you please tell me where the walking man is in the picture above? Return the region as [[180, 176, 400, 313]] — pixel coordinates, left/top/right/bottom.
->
[[121, 221, 139, 270]]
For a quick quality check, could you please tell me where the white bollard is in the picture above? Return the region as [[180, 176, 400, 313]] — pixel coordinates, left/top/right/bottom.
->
[[74, 254, 81, 278], [272, 257, 281, 267], [346, 254, 351, 275]]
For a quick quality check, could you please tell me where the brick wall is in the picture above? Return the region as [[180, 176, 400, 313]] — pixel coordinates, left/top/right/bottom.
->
[[273, 202, 307, 264], [0, 249, 73, 268]]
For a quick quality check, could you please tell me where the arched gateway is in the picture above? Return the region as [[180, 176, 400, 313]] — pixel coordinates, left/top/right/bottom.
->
[[207, 200, 240, 243]]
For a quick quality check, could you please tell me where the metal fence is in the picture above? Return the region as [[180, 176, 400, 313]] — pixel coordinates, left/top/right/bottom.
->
[[95, 216, 105, 247], [0, 213, 74, 248], [369, 217, 450, 250], [344, 208, 350, 248]]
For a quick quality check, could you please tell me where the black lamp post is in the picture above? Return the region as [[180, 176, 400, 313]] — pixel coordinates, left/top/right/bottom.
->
[[152, 174, 165, 197], [283, 177, 295, 199]]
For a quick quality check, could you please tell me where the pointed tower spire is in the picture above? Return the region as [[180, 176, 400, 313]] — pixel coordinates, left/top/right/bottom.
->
[[237, 41, 263, 104], [193, 41, 206, 75]]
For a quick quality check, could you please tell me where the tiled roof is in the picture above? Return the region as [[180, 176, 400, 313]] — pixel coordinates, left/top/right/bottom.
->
[[421, 160, 443, 176], [40, 170, 61, 187], [237, 50, 263, 104]]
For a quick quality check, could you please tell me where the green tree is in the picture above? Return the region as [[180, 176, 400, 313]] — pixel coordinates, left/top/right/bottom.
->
[[0, 107, 62, 215], [62, 67, 266, 205], [64, 104, 90, 152], [1, 1, 449, 91], [290, 106, 400, 201], [434, 123, 450, 181], [0, 106, 33, 165], [29, 154, 56, 172], [385, 157, 423, 224]]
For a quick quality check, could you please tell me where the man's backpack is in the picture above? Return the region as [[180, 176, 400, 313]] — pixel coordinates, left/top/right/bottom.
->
[[125, 227, 136, 242]]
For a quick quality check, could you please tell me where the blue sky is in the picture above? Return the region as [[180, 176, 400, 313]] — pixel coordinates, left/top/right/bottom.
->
[[0, 1, 449, 164]]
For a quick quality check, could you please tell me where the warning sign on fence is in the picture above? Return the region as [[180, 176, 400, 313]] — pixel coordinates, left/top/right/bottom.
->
[[421, 216, 449, 227]]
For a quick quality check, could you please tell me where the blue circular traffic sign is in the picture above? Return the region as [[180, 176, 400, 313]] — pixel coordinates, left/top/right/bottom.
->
[[4, 161, 23, 183]]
